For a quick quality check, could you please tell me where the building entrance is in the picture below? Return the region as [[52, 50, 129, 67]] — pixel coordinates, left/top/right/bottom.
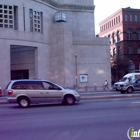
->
[[10, 45, 36, 80]]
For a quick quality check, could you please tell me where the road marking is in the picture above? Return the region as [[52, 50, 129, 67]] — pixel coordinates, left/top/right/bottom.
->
[[131, 101, 140, 104]]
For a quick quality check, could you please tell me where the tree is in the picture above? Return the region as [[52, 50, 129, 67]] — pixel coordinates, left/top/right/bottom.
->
[[111, 56, 129, 83]]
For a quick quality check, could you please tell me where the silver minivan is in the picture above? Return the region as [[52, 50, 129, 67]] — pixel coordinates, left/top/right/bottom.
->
[[6, 79, 80, 108]]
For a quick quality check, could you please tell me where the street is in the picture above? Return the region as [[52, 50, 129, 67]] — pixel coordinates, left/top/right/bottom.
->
[[1, 97, 140, 140]]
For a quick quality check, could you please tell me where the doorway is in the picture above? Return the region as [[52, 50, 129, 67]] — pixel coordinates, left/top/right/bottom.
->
[[10, 45, 36, 80]]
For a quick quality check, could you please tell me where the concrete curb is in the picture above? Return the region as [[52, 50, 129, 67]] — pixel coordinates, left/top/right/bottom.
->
[[81, 93, 140, 100]]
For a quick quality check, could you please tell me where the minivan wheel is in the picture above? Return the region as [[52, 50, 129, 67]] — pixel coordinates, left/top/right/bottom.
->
[[64, 95, 75, 105], [18, 97, 30, 108], [127, 87, 133, 94]]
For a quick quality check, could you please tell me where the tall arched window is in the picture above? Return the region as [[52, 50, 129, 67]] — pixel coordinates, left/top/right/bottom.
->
[[137, 45, 140, 54], [113, 48, 117, 56], [117, 31, 120, 41], [130, 14, 132, 22], [118, 16, 120, 22], [117, 46, 121, 55], [135, 15, 138, 22], [125, 14, 128, 21], [128, 46, 133, 54], [116, 17, 118, 24], [108, 34, 111, 44], [112, 33, 115, 43], [137, 29, 140, 40], [127, 30, 132, 40]]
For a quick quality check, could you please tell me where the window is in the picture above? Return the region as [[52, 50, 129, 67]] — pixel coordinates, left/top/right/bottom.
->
[[0, 4, 17, 30], [117, 31, 120, 41], [114, 18, 115, 25], [29, 9, 33, 32], [112, 33, 115, 43], [137, 29, 140, 40], [12, 81, 44, 90], [100, 26, 102, 32], [116, 17, 118, 24], [108, 35, 111, 44], [118, 16, 120, 22], [29, 9, 43, 33], [135, 15, 138, 22], [127, 30, 132, 40], [125, 14, 128, 21], [14, 6, 18, 30], [113, 48, 117, 56], [130, 14, 132, 22], [128, 46, 133, 54], [117, 46, 121, 55], [137, 46, 140, 54], [137, 80, 140, 84], [109, 21, 111, 27], [42, 82, 61, 90]]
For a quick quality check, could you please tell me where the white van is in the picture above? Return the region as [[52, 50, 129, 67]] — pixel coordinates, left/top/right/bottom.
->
[[113, 73, 140, 90]]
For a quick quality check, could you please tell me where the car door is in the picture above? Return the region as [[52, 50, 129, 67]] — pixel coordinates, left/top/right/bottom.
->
[[134, 79, 140, 91], [26, 81, 48, 103], [42, 81, 64, 103]]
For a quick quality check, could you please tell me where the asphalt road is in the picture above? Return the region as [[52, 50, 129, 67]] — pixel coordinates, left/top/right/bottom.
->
[[1, 97, 140, 140]]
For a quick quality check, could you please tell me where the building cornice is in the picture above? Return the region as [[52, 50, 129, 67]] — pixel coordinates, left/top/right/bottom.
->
[[33, 0, 95, 12]]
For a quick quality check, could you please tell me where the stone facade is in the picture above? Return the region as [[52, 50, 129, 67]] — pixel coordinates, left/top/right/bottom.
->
[[0, 0, 111, 89]]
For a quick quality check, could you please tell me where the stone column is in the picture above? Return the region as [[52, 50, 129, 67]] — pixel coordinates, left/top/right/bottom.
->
[[0, 42, 10, 89], [50, 23, 74, 87]]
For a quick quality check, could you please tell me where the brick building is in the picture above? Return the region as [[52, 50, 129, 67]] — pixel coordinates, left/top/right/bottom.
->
[[99, 7, 140, 74]]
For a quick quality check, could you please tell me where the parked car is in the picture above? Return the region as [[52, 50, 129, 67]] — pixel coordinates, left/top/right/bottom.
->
[[6, 79, 80, 108], [116, 79, 140, 94]]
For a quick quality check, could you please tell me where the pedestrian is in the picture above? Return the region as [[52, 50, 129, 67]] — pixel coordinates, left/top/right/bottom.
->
[[104, 80, 109, 90]]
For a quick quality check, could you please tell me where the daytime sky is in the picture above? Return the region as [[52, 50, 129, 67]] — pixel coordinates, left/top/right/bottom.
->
[[94, 0, 140, 34]]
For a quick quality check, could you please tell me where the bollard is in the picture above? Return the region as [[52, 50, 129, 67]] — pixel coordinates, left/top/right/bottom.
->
[[103, 85, 106, 91], [94, 85, 97, 91], [85, 86, 88, 92]]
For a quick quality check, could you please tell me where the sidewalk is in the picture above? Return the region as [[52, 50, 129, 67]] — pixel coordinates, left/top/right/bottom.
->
[[80, 91, 140, 100], [1, 90, 140, 104]]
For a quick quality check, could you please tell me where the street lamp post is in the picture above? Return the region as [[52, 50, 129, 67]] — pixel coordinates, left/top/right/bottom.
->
[[75, 54, 78, 90]]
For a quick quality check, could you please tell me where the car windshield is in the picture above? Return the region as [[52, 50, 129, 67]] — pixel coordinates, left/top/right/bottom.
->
[[120, 77, 127, 82]]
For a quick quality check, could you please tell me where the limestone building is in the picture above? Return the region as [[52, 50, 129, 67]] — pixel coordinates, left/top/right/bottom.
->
[[0, 0, 111, 90]]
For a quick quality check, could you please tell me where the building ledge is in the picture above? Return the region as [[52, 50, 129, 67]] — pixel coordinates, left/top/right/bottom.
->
[[33, 0, 95, 12]]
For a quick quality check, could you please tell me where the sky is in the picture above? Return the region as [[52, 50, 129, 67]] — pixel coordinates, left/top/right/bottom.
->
[[94, 0, 140, 34]]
